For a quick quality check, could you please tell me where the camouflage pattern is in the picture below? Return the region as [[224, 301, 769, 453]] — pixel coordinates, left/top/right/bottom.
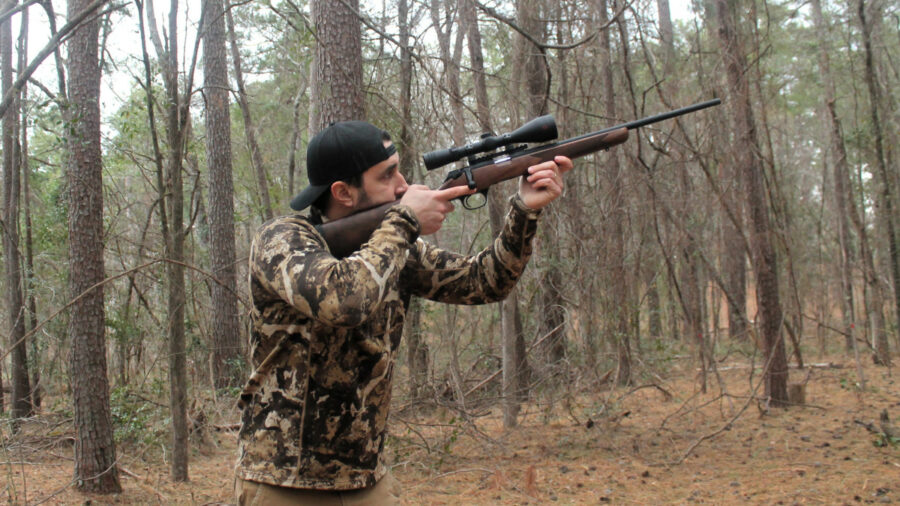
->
[[236, 196, 541, 490]]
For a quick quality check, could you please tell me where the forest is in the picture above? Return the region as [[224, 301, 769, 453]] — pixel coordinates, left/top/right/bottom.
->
[[0, 0, 898, 503]]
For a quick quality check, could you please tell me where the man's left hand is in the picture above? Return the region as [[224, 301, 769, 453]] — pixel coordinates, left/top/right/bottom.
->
[[518, 155, 573, 210]]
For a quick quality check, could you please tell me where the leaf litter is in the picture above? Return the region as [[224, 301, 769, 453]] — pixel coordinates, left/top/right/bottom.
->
[[4, 355, 899, 505]]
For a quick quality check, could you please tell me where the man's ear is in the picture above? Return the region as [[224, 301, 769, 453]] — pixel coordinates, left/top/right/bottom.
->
[[330, 181, 357, 209]]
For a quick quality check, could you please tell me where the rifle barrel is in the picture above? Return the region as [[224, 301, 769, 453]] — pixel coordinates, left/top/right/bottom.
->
[[623, 98, 721, 131]]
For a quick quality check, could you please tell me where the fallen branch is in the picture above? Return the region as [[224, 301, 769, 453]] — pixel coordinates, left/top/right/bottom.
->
[[118, 465, 142, 480], [464, 322, 565, 397], [662, 343, 783, 465], [616, 383, 674, 403], [854, 418, 880, 434], [711, 362, 843, 371]]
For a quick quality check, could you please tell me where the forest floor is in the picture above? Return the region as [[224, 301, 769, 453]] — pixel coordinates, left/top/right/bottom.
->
[[3, 353, 899, 505]]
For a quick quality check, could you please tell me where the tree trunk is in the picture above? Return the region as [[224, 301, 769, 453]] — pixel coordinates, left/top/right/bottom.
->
[[682, 243, 708, 391], [857, 0, 896, 366], [430, 0, 469, 411], [430, 0, 465, 144], [287, 88, 304, 198], [461, 0, 531, 422], [646, 275, 662, 342], [713, 0, 788, 404], [405, 297, 429, 401], [598, 0, 631, 385], [226, 6, 273, 221], [398, 0, 429, 403], [471, 0, 532, 411], [204, 0, 244, 389], [810, 0, 857, 352], [720, 172, 748, 342], [146, 0, 192, 480], [810, 0, 877, 380], [310, 0, 364, 128], [462, 0, 532, 408], [1, 0, 31, 422], [20, 9, 40, 409], [66, 0, 121, 491], [519, 0, 568, 373]]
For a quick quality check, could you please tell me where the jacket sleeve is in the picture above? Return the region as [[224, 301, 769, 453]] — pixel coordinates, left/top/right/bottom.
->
[[249, 205, 420, 328], [401, 194, 541, 305]]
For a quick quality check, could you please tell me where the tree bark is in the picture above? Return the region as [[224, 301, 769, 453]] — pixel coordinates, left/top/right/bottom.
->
[[287, 85, 305, 197], [66, 0, 120, 491], [1, 0, 31, 422], [461, 0, 531, 424], [713, 0, 788, 404], [810, 0, 863, 353], [434, 0, 469, 411], [517, 0, 567, 374], [20, 7, 40, 409], [431, 0, 465, 145], [144, 0, 192, 480], [857, 0, 896, 366], [720, 166, 748, 342], [204, 0, 243, 389], [226, 6, 273, 221], [598, 0, 631, 385], [398, 0, 429, 403], [310, 0, 364, 128]]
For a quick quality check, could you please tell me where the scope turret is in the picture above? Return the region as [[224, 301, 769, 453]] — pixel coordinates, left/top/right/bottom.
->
[[423, 115, 558, 170]]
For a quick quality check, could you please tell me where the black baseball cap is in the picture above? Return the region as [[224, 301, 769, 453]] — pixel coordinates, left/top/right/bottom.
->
[[290, 121, 397, 211]]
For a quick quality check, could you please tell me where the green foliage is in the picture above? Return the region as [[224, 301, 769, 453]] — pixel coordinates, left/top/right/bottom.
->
[[838, 375, 863, 392], [107, 307, 141, 346], [109, 386, 165, 446], [436, 416, 462, 468], [872, 434, 899, 448]]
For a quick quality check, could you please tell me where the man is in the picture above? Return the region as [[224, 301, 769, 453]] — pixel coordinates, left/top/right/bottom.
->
[[235, 120, 572, 505]]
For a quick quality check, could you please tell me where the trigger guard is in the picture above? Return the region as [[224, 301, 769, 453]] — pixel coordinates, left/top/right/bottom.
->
[[462, 191, 488, 210]]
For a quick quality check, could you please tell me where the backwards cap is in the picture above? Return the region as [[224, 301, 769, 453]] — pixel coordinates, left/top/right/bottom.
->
[[290, 121, 396, 211]]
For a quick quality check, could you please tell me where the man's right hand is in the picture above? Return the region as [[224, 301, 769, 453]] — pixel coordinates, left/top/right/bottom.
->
[[399, 185, 475, 235]]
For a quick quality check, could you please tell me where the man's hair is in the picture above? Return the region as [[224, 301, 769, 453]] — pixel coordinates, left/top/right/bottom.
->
[[309, 130, 393, 215]]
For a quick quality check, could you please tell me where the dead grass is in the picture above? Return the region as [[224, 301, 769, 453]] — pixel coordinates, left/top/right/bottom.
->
[[3, 355, 898, 505]]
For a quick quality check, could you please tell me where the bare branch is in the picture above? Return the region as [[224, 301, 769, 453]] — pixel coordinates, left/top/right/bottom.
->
[[470, 0, 629, 50], [0, 0, 114, 119], [0, 0, 41, 26]]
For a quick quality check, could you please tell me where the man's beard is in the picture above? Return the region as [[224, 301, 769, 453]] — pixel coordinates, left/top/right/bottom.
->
[[353, 187, 374, 211]]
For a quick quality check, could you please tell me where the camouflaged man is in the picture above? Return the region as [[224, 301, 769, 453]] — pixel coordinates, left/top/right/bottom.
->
[[235, 120, 572, 505]]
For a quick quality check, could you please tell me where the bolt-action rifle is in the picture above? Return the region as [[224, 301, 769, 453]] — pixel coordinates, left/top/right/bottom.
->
[[317, 98, 721, 258]]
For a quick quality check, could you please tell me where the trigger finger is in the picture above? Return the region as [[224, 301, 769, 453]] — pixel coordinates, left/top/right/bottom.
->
[[440, 185, 476, 201]]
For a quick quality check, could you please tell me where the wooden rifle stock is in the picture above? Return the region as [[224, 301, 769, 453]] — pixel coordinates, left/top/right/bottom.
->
[[316, 98, 720, 258]]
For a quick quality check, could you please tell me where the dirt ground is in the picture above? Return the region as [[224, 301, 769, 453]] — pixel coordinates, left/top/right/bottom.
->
[[4, 355, 899, 505]]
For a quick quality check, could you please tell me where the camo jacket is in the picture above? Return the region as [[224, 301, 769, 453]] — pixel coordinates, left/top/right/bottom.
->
[[236, 195, 540, 490]]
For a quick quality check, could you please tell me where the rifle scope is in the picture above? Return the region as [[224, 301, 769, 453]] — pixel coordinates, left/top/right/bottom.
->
[[423, 115, 558, 171]]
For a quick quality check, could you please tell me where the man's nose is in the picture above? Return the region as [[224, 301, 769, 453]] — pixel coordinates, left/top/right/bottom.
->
[[395, 173, 409, 195]]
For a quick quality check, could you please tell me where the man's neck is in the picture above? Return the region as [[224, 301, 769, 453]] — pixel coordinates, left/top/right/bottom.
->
[[323, 203, 354, 222]]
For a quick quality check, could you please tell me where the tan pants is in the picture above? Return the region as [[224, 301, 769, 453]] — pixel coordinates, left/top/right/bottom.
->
[[234, 472, 401, 506]]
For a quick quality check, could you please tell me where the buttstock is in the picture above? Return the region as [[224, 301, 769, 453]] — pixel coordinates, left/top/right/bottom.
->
[[316, 201, 397, 258]]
